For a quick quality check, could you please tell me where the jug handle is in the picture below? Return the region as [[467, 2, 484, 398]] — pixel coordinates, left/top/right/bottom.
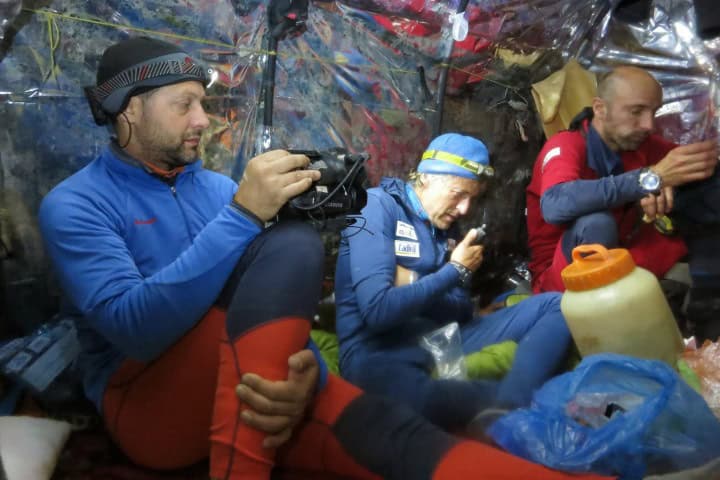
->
[[572, 244, 609, 263]]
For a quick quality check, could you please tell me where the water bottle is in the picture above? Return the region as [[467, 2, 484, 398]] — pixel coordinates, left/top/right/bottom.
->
[[560, 244, 683, 366]]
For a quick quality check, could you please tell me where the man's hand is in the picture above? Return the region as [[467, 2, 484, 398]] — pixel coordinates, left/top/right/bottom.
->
[[233, 150, 321, 222], [652, 140, 718, 188], [236, 349, 319, 449], [449, 229, 484, 272], [640, 185, 673, 222]]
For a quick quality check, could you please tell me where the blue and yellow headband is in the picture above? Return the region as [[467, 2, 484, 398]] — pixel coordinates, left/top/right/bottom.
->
[[418, 133, 494, 180]]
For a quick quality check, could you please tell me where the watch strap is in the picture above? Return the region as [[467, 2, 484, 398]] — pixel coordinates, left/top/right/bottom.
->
[[449, 261, 473, 288]]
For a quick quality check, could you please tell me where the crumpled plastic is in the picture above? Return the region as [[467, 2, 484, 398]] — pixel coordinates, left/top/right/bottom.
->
[[682, 340, 720, 419], [421, 322, 467, 380], [489, 353, 720, 479], [586, 0, 719, 144]]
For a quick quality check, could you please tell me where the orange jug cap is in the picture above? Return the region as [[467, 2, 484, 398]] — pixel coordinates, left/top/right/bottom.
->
[[561, 244, 636, 291]]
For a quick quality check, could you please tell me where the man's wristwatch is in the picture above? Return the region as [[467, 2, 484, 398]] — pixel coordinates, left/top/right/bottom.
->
[[638, 167, 662, 195], [449, 261, 473, 288]]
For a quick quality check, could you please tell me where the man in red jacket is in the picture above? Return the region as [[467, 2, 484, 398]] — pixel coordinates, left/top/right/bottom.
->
[[526, 65, 720, 341]]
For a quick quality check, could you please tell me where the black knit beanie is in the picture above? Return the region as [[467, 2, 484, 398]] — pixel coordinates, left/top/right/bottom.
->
[[86, 36, 207, 124]]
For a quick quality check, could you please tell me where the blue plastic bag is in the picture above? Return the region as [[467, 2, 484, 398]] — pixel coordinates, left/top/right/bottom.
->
[[488, 353, 720, 479]]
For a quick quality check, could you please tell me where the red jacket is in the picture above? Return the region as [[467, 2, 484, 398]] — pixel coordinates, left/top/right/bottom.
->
[[526, 125, 686, 291]]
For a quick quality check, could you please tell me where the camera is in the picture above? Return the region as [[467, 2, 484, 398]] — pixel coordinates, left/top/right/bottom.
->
[[279, 148, 369, 230]]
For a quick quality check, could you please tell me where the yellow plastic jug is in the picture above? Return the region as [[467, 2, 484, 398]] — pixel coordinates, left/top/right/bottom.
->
[[560, 244, 683, 366]]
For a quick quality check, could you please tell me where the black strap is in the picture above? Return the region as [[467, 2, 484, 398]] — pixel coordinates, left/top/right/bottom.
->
[[568, 106, 594, 132]]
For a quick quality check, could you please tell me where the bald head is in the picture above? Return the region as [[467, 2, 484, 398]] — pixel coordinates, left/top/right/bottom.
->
[[597, 66, 662, 103], [592, 66, 663, 151]]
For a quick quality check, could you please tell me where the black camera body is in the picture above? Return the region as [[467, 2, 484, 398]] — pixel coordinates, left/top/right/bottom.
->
[[280, 148, 369, 229]]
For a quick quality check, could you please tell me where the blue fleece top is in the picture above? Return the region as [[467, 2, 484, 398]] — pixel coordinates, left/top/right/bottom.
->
[[540, 124, 653, 224], [334, 177, 473, 372], [38, 144, 266, 410]]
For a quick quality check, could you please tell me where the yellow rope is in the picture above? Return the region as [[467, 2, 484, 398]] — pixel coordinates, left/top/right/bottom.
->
[[43, 12, 61, 81], [24, 8, 237, 49], [23, 8, 489, 82]]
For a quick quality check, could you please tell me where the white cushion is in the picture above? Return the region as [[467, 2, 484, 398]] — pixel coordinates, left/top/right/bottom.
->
[[0, 416, 72, 480]]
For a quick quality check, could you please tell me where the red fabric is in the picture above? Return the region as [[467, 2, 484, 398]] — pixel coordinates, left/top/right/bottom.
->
[[626, 225, 687, 278], [276, 375, 379, 480], [210, 319, 378, 480], [103, 309, 375, 480], [526, 127, 685, 293], [533, 239, 573, 293], [209, 317, 310, 479], [103, 307, 225, 470], [433, 441, 615, 480], [141, 160, 186, 179]]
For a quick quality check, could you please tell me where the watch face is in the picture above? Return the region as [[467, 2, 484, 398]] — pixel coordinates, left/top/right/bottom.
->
[[641, 171, 661, 191]]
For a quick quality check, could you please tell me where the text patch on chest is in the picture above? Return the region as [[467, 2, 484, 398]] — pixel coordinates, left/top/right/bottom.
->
[[395, 240, 420, 257], [395, 221, 418, 240]]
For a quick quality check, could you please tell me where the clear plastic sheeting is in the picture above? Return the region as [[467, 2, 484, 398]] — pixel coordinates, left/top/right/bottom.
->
[[480, 0, 614, 55], [0, 0, 462, 330], [706, 37, 720, 57], [255, 0, 455, 182], [683, 340, 720, 419], [0, 0, 267, 332], [586, 0, 719, 144]]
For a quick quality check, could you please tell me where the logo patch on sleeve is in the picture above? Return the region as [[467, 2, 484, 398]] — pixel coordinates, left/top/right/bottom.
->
[[395, 221, 418, 240], [395, 240, 420, 257], [541, 146, 561, 172]]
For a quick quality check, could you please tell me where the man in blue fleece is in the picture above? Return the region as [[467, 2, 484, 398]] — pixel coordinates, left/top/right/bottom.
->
[[38, 37, 610, 480], [335, 133, 573, 432]]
